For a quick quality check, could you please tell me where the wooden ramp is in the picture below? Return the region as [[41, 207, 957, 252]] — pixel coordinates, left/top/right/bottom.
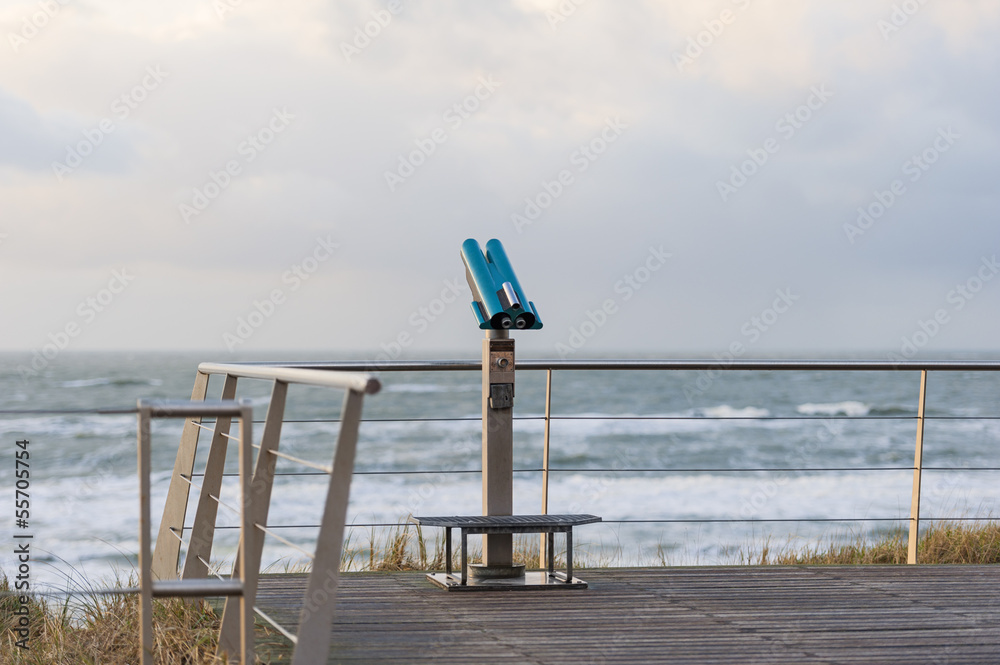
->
[[255, 566, 1000, 664]]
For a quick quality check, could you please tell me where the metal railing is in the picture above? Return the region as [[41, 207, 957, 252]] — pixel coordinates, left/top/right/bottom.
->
[[220, 358, 1000, 567], [138, 399, 254, 665], [152, 363, 380, 664], [155, 357, 997, 660]]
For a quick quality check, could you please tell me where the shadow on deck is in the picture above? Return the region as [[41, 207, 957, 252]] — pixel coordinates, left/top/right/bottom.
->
[[255, 566, 1000, 664]]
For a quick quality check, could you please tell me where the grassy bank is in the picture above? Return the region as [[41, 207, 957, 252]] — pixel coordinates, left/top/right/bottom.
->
[[4, 521, 997, 662], [0, 574, 224, 664], [739, 521, 1000, 565], [341, 520, 1000, 571], [0, 573, 289, 664]]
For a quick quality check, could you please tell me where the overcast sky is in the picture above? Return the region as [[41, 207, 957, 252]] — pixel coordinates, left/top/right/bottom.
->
[[1, 0, 998, 360]]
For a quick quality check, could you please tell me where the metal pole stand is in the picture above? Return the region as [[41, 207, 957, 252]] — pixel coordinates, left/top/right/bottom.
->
[[468, 329, 525, 580]]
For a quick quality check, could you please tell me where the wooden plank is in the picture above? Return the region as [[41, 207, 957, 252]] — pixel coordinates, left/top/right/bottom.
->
[[254, 566, 1000, 664]]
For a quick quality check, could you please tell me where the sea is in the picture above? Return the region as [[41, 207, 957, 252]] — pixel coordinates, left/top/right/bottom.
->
[[2, 351, 998, 592]]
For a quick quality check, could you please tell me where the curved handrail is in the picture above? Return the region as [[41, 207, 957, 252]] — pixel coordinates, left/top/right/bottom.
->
[[198, 362, 382, 394]]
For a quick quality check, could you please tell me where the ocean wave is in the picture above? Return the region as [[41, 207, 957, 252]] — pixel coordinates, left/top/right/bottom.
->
[[60, 377, 164, 388], [696, 405, 770, 418], [796, 401, 870, 417], [385, 383, 477, 394], [868, 405, 915, 416]]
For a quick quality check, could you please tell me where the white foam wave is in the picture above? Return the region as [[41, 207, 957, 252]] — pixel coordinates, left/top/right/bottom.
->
[[796, 401, 869, 416], [61, 378, 114, 388], [698, 405, 770, 418]]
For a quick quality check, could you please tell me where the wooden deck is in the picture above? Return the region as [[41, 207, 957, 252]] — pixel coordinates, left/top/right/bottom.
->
[[255, 566, 1000, 664]]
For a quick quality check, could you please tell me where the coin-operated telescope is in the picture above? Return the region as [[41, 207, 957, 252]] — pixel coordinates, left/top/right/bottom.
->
[[460, 238, 542, 581], [461, 238, 542, 331]]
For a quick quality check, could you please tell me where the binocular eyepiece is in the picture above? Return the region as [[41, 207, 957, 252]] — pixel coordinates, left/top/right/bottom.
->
[[461, 239, 542, 331]]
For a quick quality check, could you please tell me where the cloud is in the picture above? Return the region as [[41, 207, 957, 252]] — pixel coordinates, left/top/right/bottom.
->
[[0, 0, 997, 354], [0, 88, 63, 170]]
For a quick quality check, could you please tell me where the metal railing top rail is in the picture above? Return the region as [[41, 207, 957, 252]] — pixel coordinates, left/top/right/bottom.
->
[[197, 362, 382, 394], [217, 358, 1000, 372]]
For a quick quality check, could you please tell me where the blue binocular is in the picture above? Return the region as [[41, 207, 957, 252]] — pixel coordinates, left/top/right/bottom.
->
[[461, 239, 542, 330]]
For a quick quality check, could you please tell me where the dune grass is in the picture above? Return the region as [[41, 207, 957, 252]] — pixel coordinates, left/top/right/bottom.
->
[[344, 519, 1000, 570], [0, 569, 293, 664], [738, 520, 1000, 566], [0, 573, 224, 664]]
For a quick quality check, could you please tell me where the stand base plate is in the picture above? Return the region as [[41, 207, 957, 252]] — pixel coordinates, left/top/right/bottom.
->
[[425, 571, 589, 591]]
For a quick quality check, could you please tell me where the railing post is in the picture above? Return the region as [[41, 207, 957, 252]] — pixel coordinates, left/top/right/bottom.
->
[[907, 369, 928, 564], [219, 379, 288, 657], [234, 401, 253, 662], [481, 330, 515, 571], [539, 368, 553, 569], [292, 389, 366, 665], [152, 370, 210, 580], [137, 402, 155, 665], [183, 374, 239, 580]]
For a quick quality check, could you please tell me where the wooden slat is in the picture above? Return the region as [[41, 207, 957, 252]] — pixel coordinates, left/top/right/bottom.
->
[[255, 566, 1000, 664]]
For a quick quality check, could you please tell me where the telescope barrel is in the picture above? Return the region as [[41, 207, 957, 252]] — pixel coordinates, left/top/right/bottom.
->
[[461, 238, 508, 329], [461, 238, 542, 330], [485, 240, 530, 310]]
